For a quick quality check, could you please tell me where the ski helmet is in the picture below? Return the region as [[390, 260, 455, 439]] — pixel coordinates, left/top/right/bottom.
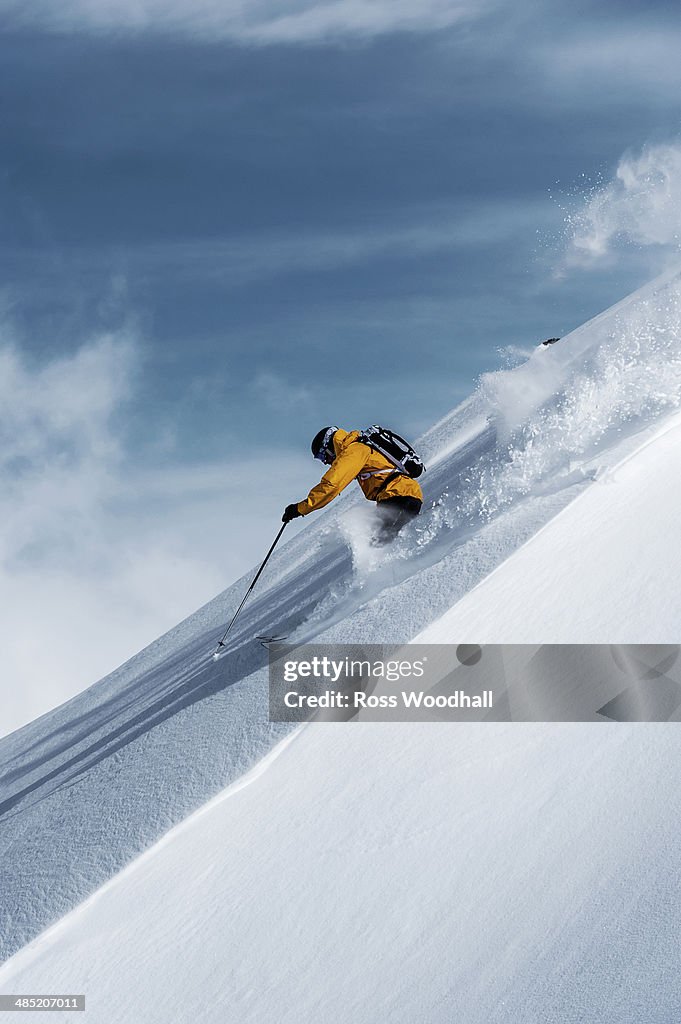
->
[[311, 426, 338, 464]]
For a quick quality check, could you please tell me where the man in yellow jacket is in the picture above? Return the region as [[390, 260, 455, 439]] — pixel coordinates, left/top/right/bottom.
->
[[282, 426, 423, 543]]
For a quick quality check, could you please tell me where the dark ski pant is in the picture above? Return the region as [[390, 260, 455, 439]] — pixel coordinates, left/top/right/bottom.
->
[[373, 496, 422, 545]]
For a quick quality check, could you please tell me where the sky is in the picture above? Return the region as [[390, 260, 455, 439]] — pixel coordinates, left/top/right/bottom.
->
[[1, 0, 681, 729]]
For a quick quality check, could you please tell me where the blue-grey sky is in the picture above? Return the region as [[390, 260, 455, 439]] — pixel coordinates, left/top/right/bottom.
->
[[2, 0, 681, 726]]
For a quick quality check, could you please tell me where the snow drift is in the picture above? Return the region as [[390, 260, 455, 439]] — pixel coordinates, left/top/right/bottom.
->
[[2, 266, 681, 1020]]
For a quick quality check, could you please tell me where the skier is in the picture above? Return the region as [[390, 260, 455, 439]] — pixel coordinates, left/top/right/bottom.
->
[[282, 426, 423, 544]]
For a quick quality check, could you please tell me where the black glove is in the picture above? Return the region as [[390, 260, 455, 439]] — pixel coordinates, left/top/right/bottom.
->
[[282, 503, 303, 523]]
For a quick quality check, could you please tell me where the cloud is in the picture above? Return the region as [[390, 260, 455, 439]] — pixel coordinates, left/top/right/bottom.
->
[[563, 143, 681, 268], [0, 329, 314, 737], [3, 204, 555, 337], [539, 25, 681, 99], [7, 200, 550, 296], [0, 333, 134, 571], [1, 0, 483, 42], [253, 371, 311, 411]]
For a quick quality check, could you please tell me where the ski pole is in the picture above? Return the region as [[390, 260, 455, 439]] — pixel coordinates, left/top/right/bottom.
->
[[213, 522, 288, 656]]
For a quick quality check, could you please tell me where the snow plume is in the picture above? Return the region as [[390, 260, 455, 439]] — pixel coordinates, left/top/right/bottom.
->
[[567, 143, 681, 265], [3, 0, 482, 43], [420, 271, 681, 539]]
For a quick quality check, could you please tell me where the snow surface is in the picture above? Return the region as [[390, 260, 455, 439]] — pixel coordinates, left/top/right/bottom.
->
[[2, 267, 681, 1019], [4, 722, 681, 1024], [418, 409, 681, 643]]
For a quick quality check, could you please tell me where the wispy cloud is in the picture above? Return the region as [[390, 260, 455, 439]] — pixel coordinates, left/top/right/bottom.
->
[[6, 200, 553, 297], [1, 0, 484, 42], [0, 332, 134, 571], [0, 328, 313, 737], [537, 25, 681, 99], [563, 143, 681, 269], [143, 207, 528, 284], [253, 371, 311, 411]]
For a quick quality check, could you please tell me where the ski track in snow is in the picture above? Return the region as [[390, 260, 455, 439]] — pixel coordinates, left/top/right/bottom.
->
[[1, 265, 681, 988]]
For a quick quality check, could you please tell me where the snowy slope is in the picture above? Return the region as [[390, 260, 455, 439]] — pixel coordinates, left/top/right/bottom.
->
[[2, 265, 681, 979], [419, 409, 681, 643], [4, 721, 681, 1024]]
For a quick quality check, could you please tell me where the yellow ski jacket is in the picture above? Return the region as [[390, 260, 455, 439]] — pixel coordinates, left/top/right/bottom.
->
[[297, 428, 423, 515]]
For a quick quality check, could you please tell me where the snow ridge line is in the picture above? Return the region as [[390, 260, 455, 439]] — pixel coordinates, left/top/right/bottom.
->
[[0, 725, 304, 971]]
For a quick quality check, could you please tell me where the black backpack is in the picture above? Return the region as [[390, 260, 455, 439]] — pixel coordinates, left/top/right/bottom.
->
[[357, 425, 425, 478]]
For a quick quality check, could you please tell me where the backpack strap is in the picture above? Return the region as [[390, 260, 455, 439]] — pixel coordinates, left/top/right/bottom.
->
[[354, 442, 405, 497], [373, 471, 402, 497]]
